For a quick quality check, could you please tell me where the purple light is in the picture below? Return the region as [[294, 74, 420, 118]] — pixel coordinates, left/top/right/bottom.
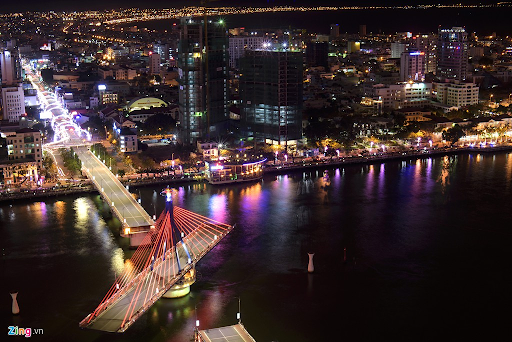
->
[[242, 159, 267, 166], [210, 164, 224, 171]]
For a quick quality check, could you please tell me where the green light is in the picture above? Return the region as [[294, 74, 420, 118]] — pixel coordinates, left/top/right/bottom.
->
[[218, 19, 224, 25]]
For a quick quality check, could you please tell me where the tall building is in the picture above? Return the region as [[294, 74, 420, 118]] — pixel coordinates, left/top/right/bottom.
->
[[153, 43, 169, 61], [149, 52, 161, 75], [178, 17, 229, 144], [347, 41, 361, 53], [415, 34, 437, 74], [359, 24, 367, 37], [306, 42, 329, 70], [437, 27, 468, 81], [330, 23, 340, 40], [400, 51, 426, 82], [391, 42, 406, 59], [0, 49, 22, 85], [228, 36, 264, 69], [2, 86, 25, 122], [239, 50, 303, 147]]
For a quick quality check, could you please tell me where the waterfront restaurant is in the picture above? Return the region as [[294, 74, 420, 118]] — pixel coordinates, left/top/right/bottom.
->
[[205, 159, 266, 184]]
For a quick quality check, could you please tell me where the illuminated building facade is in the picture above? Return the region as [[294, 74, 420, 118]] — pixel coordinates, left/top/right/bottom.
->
[[0, 160, 38, 186], [0, 48, 22, 85], [2, 86, 25, 122], [149, 52, 161, 75], [437, 27, 468, 81], [415, 34, 437, 74], [434, 81, 479, 109], [400, 51, 426, 82], [239, 49, 303, 147], [178, 18, 229, 144], [364, 82, 432, 110], [6, 128, 42, 168]]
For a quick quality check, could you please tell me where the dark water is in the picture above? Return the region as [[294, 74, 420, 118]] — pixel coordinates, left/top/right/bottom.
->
[[131, 8, 512, 36], [1, 153, 512, 341]]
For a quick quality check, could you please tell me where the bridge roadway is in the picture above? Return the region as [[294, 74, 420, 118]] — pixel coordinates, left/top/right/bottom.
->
[[25, 63, 154, 242], [85, 241, 191, 332], [74, 146, 155, 236]]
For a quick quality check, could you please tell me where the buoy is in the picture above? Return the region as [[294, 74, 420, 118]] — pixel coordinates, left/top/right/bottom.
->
[[10, 292, 19, 315], [307, 253, 315, 273], [343, 247, 347, 263]]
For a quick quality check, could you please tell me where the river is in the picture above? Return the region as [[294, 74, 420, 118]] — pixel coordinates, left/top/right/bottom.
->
[[1, 152, 511, 341]]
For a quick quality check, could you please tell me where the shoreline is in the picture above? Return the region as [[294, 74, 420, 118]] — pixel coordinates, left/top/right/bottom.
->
[[1, 145, 510, 202]]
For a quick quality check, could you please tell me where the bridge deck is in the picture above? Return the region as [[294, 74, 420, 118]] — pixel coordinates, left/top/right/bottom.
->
[[74, 146, 154, 230], [80, 206, 234, 333]]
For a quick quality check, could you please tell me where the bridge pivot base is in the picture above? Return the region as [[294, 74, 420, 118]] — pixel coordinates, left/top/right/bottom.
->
[[163, 284, 191, 298], [163, 267, 196, 298]]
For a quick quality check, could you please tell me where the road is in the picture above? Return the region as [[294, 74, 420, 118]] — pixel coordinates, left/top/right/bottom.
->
[[74, 146, 154, 231]]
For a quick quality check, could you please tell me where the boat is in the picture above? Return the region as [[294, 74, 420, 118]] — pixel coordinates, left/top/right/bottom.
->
[[205, 159, 266, 185]]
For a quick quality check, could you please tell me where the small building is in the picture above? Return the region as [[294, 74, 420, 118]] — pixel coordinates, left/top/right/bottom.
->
[[397, 107, 432, 122], [119, 127, 138, 153], [0, 159, 39, 186], [197, 141, 219, 161]]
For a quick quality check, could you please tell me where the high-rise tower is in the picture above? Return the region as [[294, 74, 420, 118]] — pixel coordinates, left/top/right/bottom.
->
[[239, 49, 303, 147], [177, 17, 229, 144], [436, 27, 468, 81]]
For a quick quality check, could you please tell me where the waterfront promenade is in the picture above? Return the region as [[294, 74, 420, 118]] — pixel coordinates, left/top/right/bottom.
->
[[1, 144, 511, 202]]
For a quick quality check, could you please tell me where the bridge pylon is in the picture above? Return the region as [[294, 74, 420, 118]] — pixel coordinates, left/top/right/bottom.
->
[[79, 186, 234, 333]]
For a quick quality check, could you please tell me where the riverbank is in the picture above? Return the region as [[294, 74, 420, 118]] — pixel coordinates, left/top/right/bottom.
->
[[1, 144, 511, 202], [0, 175, 198, 202], [264, 145, 512, 174]]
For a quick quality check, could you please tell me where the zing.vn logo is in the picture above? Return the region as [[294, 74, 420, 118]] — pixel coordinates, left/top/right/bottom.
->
[[7, 326, 43, 338]]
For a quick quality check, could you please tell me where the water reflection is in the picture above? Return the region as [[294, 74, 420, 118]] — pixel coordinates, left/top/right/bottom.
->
[[74, 197, 89, 232], [439, 155, 451, 194], [4, 153, 512, 341], [209, 193, 228, 223], [111, 247, 125, 275]]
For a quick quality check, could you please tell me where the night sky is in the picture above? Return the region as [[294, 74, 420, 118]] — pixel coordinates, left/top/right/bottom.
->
[[0, 1, 499, 13]]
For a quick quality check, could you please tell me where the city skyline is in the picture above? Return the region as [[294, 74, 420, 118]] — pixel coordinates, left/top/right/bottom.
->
[[1, 1, 511, 340], [0, 0, 503, 13]]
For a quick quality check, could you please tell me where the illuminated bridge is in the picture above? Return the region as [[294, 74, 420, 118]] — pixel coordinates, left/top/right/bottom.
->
[[74, 146, 155, 245], [80, 188, 234, 333], [25, 63, 153, 244]]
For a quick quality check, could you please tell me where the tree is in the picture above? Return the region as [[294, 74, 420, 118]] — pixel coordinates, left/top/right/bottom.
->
[[478, 56, 493, 66], [141, 114, 177, 135], [442, 124, 465, 145], [42, 152, 57, 181]]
